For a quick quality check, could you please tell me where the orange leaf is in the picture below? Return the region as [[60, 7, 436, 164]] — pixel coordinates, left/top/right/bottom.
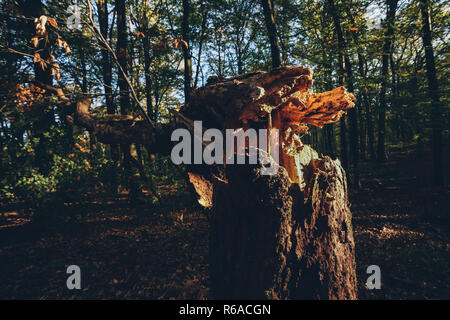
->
[[48, 17, 58, 29], [33, 53, 40, 63], [172, 39, 188, 49], [30, 37, 39, 48], [135, 31, 145, 38]]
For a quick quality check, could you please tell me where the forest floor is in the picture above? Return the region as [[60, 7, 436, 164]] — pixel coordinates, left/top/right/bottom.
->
[[0, 146, 448, 300]]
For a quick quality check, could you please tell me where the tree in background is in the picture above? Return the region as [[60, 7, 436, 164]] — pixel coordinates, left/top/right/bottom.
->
[[377, 0, 398, 162], [420, 0, 443, 186]]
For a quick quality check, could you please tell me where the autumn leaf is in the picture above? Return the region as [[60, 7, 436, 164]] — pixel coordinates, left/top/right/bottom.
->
[[30, 37, 40, 48], [34, 15, 48, 35], [56, 36, 63, 48], [172, 39, 188, 50], [48, 17, 58, 29], [135, 31, 145, 38], [33, 53, 40, 63]]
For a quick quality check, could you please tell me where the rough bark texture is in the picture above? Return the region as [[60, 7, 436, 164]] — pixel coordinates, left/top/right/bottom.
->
[[208, 155, 357, 299]]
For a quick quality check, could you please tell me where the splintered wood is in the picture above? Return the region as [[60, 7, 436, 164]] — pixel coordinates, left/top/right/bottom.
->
[[179, 66, 356, 185], [236, 66, 355, 135], [278, 86, 355, 130]]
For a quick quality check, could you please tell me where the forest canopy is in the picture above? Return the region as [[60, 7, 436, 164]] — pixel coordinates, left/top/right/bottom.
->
[[0, 0, 448, 205]]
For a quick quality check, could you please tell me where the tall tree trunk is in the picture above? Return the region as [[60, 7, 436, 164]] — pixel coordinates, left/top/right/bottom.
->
[[194, 0, 207, 89], [390, 53, 401, 141], [328, 0, 356, 174], [359, 106, 366, 160], [420, 0, 443, 186], [346, 5, 368, 161], [356, 54, 367, 162], [97, 0, 119, 192], [97, 0, 115, 116], [142, 36, 154, 119], [320, 12, 335, 158], [115, 0, 131, 115], [377, 0, 398, 161], [260, 0, 281, 69], [115, 0, 139, 197], [367, 102, 375, 160], [139, 4, 154, 118], [182, 0, 192, 104]]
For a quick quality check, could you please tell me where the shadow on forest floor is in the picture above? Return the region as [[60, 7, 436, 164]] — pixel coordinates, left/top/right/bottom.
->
[[0, 146, 448, 299], [351, 145, 449, 299]]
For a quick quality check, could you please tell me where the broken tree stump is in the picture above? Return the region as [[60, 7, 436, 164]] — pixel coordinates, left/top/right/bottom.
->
[[65, 66, 358, 299], [209, 154, 357, 299]]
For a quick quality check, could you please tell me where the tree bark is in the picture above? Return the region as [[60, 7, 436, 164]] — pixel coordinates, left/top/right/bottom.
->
[[115, 0, 131, 115], [140, 15, 154, 119], [209, 155, 357, 299], [260, 0, 281, 69], [97, 0, 115, 116], [327, 0, 358, 186], [377, 0, 398, 161], [420, 0, 443, 186], [97, 0, 120, 191], [182, 0, 193, 104]]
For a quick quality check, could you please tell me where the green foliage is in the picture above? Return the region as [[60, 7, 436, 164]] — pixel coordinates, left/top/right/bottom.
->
[[11, 152, 104, 215]]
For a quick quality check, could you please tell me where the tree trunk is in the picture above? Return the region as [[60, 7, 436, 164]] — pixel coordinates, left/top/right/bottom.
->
[[377, 0, 398, 161], [194, 0, 207, 89], [420, 0, 443, 186], [321, 42, 335, 158], [260, 0, 281, 69], [115, 0, 131, 115], [115, 0, 139, 197], [182, 0, 193, 104], [327, 0, 358, 186], [97, 0, 115, 116], [357, 53, 370, 160], [97, 0, 120, 192], [142, 36, 154, 118], [209, 155, 357, 299]]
